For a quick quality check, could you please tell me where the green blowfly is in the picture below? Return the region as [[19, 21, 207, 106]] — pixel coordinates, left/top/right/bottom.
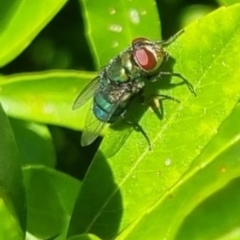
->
[[73, 31, 195, 147]]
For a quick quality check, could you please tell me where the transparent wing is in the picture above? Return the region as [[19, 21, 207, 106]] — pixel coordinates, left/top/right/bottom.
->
[[81, 107, 107, 146], [72, 76, 100, 110], [81, 88, 127, 146]]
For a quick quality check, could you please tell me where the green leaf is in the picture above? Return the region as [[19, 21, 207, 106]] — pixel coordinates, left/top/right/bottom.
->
[[68, 233, 101, 240], [179, 4, 215, 28], [176, 179, 240, 240], [0, 70, 95, 130], [0, 199, 24, 239], [0, 0, 67, 67], [68, 4, 240, 239], [119, 102, 240, 239], [0, 103, 26, 234], [217, 0, 240, 6], [80, 0, 161, 67], [10, 119, 56, 167], [23, 165, 81, 240]]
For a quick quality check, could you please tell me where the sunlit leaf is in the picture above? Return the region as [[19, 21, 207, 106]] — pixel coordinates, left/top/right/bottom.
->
[[0, 199, 24, 239], [68, 233, 101, 240], [0, 70, 95, 130], [120, 102, 240, 239], [68, 4, 240, 239], [0, 0, 67, 67]]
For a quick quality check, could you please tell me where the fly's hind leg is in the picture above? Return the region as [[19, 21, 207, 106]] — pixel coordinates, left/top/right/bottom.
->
[[123, 93, 180, 150], [124, 119, 152, 150], [146, 94, 180, 104], [144, 94, 180, 120]]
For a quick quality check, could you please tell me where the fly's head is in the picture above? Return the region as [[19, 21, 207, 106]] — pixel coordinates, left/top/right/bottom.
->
[[132, 37, 168, 75]]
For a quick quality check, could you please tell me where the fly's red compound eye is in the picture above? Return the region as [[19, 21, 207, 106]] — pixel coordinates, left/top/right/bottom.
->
[[132, 38, 157, 71], [133, 47, 157, 71]]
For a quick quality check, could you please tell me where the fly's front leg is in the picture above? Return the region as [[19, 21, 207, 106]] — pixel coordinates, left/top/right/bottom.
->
[[155, 29, 184, 46], [154, 71, 196, 96]]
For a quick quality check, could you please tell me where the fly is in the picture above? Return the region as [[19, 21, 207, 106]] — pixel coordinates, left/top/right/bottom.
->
[[73, 31, 195, 147]]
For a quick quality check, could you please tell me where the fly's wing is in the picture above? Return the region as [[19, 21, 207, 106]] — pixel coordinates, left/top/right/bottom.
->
[[72, 76, 100, 110], [81, 108, 106, 146], [81, 87, 127, 146]]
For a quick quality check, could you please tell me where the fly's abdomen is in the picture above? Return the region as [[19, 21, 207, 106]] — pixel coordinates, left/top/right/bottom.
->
[[93, 92, 125, 123]]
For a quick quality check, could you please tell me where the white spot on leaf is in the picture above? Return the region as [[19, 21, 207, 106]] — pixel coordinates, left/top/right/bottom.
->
[[109, 24, 123, 32], [129, 9, 140, 24]]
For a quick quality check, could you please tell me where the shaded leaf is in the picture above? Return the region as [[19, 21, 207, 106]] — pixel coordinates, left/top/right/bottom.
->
[[217, 0, 240, 6], [0, 103, 26, 232], [23, 165, 81, 240], [10, 119, 56, 167]]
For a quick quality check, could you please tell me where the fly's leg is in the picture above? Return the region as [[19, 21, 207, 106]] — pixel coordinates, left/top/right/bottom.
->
[[155, 29, 184, 46], [144, 94, 180, 120], [154, 71, 196, 96], [119, 94, 152, 150], [153, 30, 196, 96], [127, 120, 152, 150], [122, 115, 152, 150], [145, 94, 180, 104], [123, 94, 180, 149]]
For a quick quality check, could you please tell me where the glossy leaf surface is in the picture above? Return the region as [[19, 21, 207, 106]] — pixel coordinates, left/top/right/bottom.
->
[[69, 4, 240, 239], [0, 71, 95, 130], [0, 0, 67, 67]]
